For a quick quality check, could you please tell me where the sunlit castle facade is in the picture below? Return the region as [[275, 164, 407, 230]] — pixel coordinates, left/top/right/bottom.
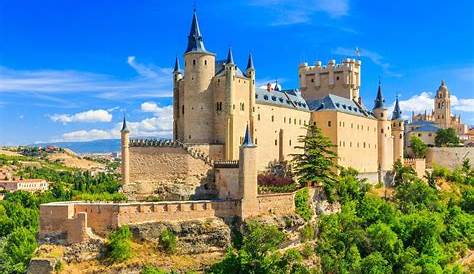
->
[[168, 10, 403, 176]]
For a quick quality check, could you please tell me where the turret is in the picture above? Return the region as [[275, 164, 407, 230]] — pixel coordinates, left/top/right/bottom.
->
[[391, 96, 404, 162], [182, 10, 216, 143], [120, 116, 130, 185], [246, 53, 256, 137], [173, 56, 183, 140], [224, 48, 236, 160], [238, 125, 257, 220], [372, 81, 393, 176]]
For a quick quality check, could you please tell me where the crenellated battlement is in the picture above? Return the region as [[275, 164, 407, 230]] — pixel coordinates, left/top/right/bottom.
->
[[129, 138, 213, 165], [214, 160, 239, 168], [298, 58, 361, 102], [299, 58, 361, 73]]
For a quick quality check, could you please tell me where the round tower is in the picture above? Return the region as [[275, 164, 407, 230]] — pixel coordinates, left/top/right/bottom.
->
[[391, 96, 404, 162], [120, 117, 130, 185], [224, 48, 236, 160], [173, 56, 183, 141], [246, 53, 256, 136], [373, 81, 392, 174], [239, 125, 257, 220], [182, 10, 216, 143]]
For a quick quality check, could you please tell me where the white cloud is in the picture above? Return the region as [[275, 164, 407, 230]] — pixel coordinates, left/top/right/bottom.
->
[[50, 109, 113, 123], [59, 102, 173, 142], [332, 47, 402, 77], [62, 129, 115, 141], [248, 0, 349, 26], [390, 92, 474, 120], [0, 56, 173, 99]]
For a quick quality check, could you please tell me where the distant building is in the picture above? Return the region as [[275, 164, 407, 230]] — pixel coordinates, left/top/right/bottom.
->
[[0, 178, 50, 192], [405, 81, 468, 155]]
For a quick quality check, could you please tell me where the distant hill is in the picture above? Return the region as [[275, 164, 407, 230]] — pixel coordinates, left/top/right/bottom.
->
[[34, 139, 121, 154]]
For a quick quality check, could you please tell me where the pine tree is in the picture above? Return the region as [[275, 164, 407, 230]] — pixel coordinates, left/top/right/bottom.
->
[[291, 124, 338, 201]]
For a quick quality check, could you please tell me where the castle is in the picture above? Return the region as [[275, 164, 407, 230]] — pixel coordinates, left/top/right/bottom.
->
[[118, 10, 404, 198], [39, 10, 408, 244]]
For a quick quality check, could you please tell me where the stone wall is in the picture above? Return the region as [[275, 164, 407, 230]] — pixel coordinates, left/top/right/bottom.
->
[[426, 147, 474, 169], [214, 166, 240, 200], [126, 146, 215, 200], [257, 192, 295, 216], [404, 158, 426, 178], [39, 200, 241, 242]]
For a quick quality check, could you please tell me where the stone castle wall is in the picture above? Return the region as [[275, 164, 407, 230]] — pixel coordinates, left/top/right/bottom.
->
[[426, 147, 474, 169], [257, 192, 295, 216], [40, 199, 241, 243], [126, 146, 215, 199]]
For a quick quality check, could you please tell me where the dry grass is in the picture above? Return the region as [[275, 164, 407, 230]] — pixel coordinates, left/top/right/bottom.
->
[[47, 152, 105, 171]]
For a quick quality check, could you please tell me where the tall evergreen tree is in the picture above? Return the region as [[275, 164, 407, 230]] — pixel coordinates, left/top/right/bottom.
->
[[292, 124, 338, 201]]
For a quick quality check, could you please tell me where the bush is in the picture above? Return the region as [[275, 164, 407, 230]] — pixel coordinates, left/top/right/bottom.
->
[[107, 226, 132, 262], [295, 187, 313, 221], [159, 228, 176, 254], [300, 243, 313, 258], [299, 223, 315, 242], [141, 265, 169, 274]]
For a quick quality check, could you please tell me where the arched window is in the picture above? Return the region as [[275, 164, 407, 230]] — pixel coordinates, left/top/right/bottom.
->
[[193, 60, 196, 66], [204, 60, 207, 65], [181, 105, 184, 114]]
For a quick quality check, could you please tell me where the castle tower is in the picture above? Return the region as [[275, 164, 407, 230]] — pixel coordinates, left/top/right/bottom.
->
[[224, 48, 236, 160], [391, 96, 404, 162], [298, 58, 361, 102], [181, 10, 216, 143], [372, 81, 393, 173], [246, 53, 256, 136], [173, 57, 183, 140], [238, 125, 258, 220], [120, 117, 130, 185], [434, 80, 451, 129]]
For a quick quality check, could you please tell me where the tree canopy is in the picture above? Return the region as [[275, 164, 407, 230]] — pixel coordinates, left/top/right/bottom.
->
[[435, 128, 460, 147]]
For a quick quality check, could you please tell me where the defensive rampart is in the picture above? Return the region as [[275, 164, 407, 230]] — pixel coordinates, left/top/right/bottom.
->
[[426, 147, 474, 169]]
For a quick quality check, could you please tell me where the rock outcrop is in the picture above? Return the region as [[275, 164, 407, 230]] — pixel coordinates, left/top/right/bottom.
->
[[130, 218, 231, 254]]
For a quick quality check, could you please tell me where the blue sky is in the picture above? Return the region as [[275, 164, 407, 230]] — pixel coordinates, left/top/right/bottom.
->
[[0, 0, 473, 145]]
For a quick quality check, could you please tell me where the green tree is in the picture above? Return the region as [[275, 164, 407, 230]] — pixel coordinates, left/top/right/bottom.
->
[[159, 229, 177, 254], [294, 187, 313, 221], [410, 135, 427, 158], [360, 252, 391, 274], [107, 226, 132, 262], [435, 128, 459, 147], [2, 227, 38, 273], [292, 124, 338, 201]]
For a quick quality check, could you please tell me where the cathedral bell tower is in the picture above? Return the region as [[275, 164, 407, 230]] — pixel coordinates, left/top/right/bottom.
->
[[434, 80, 451, 129]]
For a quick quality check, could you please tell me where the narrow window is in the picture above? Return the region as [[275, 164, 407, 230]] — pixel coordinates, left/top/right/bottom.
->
[[258, 114, 260, 121], [271, 115, 274, 122], [289, 140, 292, 146], [193, 60, 196, 66], [275, 140, 277, 146], [182, 105, 184, 114], [204, 60, 207, 65], [328, 121, 331, 127]]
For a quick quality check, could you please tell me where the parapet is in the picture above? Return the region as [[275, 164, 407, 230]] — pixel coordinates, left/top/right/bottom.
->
[[299, 58, 361, 73]]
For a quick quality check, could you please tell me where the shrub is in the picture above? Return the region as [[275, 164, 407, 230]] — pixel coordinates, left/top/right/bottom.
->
[[299, 223, 315, 242], [257, 174, 294, 186], [295, 187, 313, 221], [141, 265, 168, 274], [107, 226, 132, 262], [300, 243, 313, 258], [159, 228, 176, 254]]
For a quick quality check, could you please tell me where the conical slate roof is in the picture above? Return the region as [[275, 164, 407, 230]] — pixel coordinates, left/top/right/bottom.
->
[[242, 125, 255, 147], [373, 80, 385, 109], [246, 53, 254, 70], [185, 10, 209, 54], [121, 116, 130, 133], [392, 96, 402, 120]]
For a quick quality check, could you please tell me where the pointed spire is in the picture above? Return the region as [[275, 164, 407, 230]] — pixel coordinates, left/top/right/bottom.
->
[[242, 125, 255, 147], [441, 79, 446, 86], [226, 48, 234, 65], [173, 56, 180, 73], [392, 96, 402, 120], [185, 9, 208, 53], [121, 116, 130, 133], [373, 80, 385, 109], [246, 53, 254, 71], [274, 80, 280, 91]]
